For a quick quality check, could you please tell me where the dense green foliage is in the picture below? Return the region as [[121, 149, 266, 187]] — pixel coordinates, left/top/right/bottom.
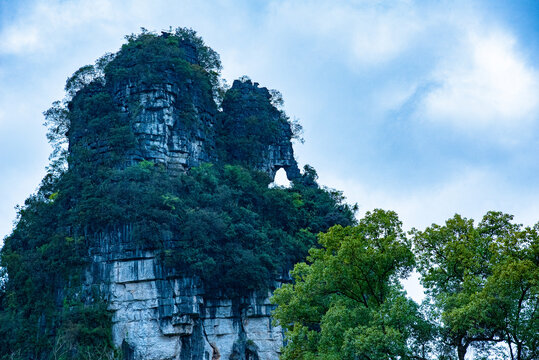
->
[[56, 159, 355, 294], [0, 160, 355, 358], [0, 162, 354, 358], [272, 210, 434, 360], [412, 212, 539, 360], [108, 27, 222, 104], [0, 173, 117, 359], [0, 28, 356, 359], [272, 211, 538, 360], [215, 77, 300, 168]]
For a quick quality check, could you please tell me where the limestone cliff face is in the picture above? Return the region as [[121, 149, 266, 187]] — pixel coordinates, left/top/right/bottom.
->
[[87, 227, 282, 360], [110, 77, 301, 179], [68, 35, 300, 179], [69, 37, 300, 360], [111, 78, 217, 172]]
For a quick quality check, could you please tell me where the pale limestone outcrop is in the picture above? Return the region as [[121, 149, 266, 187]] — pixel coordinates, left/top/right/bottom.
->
[[87, 228, 282, 360]]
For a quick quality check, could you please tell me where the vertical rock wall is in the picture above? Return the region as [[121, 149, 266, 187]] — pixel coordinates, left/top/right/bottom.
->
[[87, 228, 283, 360], [110, 77, 301, 180], [112, 79, 217, 172], [218, 80, 300, 180]]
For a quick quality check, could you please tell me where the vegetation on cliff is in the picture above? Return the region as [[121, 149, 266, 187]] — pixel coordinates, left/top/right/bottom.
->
[[0, 28, 356, 359]]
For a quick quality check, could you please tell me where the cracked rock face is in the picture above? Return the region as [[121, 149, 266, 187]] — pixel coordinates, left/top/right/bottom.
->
[[87, 227, 283, 360], [112, 79, 217, 172], [112, 77, 301, 180]]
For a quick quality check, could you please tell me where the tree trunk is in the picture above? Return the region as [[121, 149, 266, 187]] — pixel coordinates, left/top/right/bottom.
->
[[457, 342, 468, 360]]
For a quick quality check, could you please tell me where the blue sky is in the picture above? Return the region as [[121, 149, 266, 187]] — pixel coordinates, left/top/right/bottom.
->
[[1, 0, 538, 250]]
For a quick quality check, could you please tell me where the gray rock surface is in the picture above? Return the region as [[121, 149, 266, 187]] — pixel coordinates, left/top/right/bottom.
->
[[87, 227, 283, 360], [107, 77, 300, 181], [112, 78, 217, 173]]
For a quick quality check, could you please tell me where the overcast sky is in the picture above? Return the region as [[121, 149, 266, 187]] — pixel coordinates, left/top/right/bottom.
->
[[1, 0, 538, 256]]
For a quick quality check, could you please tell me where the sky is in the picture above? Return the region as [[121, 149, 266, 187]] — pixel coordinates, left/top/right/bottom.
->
[[1, 0, 538, 301]]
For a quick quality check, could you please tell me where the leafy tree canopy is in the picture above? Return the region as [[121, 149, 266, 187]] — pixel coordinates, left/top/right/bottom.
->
[[272, 210, 434, 360], [412, 212, 539, 360]]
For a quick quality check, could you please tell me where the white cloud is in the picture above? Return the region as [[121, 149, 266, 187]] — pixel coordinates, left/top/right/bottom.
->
[[0, 26, 41, 54], [418, 29, 539, 139], [348, 7, 423, 66], [320, 167, 539, 232], [264, 1, 427, 68], [0, 0, 116, 55]]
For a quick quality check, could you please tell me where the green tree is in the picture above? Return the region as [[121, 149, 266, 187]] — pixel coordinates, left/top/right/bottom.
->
[[479, 220, 539, 360], [412, 212, 539, 360], [272, 209, 433, 360]]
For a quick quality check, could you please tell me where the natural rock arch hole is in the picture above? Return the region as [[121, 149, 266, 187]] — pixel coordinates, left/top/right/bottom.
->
[[270, 167, 291, 188]]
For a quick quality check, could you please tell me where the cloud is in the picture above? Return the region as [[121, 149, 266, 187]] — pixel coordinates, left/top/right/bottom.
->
[[266, 1, 426, 68], [0, 0, 117, 55], [320, 166, 539, 231], [0, 26, 41, 55], [263, 0, 538, 147], [416, 28, 539, 141]]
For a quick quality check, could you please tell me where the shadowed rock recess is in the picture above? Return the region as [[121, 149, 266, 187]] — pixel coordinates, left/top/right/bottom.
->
[[0, 29, 356, 360]]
